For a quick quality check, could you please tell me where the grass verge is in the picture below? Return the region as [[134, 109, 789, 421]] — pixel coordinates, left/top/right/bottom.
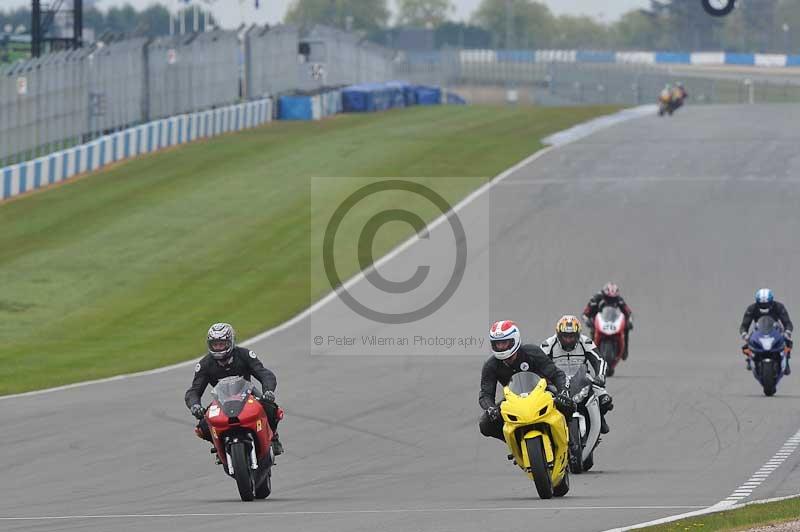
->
[[0, 104, 620, 394], [638, 496, 800, 531]]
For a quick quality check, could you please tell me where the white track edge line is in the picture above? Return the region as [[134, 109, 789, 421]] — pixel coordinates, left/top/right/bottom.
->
[[0, 106, 650, 402], [603, 427, 800, 531]]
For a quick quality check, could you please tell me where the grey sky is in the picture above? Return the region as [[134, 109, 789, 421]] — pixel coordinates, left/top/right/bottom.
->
[[3, 1, 650, 28]]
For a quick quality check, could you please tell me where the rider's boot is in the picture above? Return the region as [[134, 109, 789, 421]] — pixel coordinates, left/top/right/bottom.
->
[[746, 358, 752, 371], [271, 432, 284, 456], [785, 360, 791, 376], [600, 413, 610, 434]]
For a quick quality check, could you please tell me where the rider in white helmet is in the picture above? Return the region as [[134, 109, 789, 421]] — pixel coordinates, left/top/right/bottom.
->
[[478, 320, 572, 442]]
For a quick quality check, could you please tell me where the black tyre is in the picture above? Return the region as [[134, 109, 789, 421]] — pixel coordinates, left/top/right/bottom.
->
[[600, 340, 617, 376], [702, 0, 736, 17], [568, 419, 584, 474], [762, 360, 777, 396], [255, 468, 272, 499], [553, 468, 570, 497], [583, 451, 594, 472], [230, 442, 255, 501], [526, 437, 553, 499]]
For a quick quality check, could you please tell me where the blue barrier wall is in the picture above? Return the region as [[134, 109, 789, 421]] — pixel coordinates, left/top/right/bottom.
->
[[457, 48, 800, 68], [725, 53, 756, 65], [576, 50, 616, 63], [279, 96, 314, 120]]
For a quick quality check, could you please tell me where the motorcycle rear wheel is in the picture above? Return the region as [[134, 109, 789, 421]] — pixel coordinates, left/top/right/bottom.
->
[[230, 442, 255, 501], [526, 437, 553, 499], [583, 451, 595, 471], [553, 469, 570, 497], [255, 469, 272, 499]]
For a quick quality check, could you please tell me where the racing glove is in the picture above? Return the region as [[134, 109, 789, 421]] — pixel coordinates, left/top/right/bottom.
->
[[261, 390, 276, 404], [486, 406, 500, 422], [784, 330, 793, 341], [190, 404, 205, 420], [553, 391, 576, 416]]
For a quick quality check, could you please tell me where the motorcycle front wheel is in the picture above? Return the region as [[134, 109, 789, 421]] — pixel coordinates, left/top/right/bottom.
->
[[600, 339, 617, 376], [526, 437, 553, 499], [230, 442, 255, 501], [762, 360, 778, 396], [568, 419, 584, 474]]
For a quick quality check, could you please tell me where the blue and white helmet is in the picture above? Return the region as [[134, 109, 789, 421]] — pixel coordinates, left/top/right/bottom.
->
[[755, 288, 774, 313]]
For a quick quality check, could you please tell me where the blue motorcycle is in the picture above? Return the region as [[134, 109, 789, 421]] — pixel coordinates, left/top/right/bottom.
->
[[746, 316, 789, 396]]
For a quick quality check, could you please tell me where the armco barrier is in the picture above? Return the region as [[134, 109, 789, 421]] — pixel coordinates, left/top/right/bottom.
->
[[0, 99, 272, 202]]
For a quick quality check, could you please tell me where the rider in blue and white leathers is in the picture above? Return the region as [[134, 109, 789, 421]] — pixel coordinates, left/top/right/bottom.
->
[[541, 315, 613, 434]]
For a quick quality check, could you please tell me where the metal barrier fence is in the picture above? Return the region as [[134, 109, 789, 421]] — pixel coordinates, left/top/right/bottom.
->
[[0, 24, 397, 167]]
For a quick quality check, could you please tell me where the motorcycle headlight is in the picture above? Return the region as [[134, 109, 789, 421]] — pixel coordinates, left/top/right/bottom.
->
[[759, 336, 775, 351], [573, 385, 591, 403]]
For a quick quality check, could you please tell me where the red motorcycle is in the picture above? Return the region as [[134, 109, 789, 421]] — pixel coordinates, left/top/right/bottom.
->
[[593, 306, 627, 377], [205, 376, 282, 501]]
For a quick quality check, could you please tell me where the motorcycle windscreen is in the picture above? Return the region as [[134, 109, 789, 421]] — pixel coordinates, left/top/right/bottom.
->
[[756, 316, 778, 333], [600, 306, 621, 322], [212, 376, 255, 417], [508, 372, 542, 396], [567, 365, 590, 396]]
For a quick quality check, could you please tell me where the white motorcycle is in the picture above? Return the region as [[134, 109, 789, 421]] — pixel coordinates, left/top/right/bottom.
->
[[564, 363, 602, 474]]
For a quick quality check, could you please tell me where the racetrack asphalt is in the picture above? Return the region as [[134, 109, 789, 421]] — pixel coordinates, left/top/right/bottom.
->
[[2, 104, 800, 532]]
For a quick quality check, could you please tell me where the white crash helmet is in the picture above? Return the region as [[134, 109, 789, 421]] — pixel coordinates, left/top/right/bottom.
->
[[489, 320, 522, 360]]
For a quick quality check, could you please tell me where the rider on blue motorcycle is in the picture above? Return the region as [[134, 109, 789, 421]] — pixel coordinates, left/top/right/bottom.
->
[[740, 289, 793, 374]]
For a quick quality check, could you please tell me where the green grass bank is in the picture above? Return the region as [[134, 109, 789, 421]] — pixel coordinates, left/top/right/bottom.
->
[[0, 105, 620, 394]]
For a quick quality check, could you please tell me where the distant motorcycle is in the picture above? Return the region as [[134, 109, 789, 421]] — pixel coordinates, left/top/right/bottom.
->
[[702, 0, 736, 17], [593, 306, 627, 377], [205, 376, 281, 501], [565, 365, 602, 474], [744, 316, 790, 397], [658, 92, 686, 116]]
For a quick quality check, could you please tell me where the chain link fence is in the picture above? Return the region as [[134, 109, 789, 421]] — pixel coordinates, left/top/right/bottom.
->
[[0, 25, 397, 167]]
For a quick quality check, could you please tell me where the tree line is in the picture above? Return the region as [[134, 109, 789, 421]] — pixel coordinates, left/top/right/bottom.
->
[[2, 0, 800, 53]]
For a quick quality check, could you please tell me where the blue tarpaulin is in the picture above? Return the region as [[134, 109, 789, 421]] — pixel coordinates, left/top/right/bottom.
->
[[278, 96, 313, 120]]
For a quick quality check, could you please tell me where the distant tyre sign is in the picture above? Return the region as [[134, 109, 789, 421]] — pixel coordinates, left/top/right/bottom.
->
[[702, 0, 736, 16], [16, 76, 27, 96]]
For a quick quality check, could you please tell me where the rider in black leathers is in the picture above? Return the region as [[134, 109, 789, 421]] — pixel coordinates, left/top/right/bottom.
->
[[479, 320, 571, 442], [740, 289, 793, 374], [185, 323, 283, 454]]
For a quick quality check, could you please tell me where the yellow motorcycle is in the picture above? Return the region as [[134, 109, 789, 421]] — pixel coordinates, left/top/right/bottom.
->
[[501, 372, 570, 499]]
